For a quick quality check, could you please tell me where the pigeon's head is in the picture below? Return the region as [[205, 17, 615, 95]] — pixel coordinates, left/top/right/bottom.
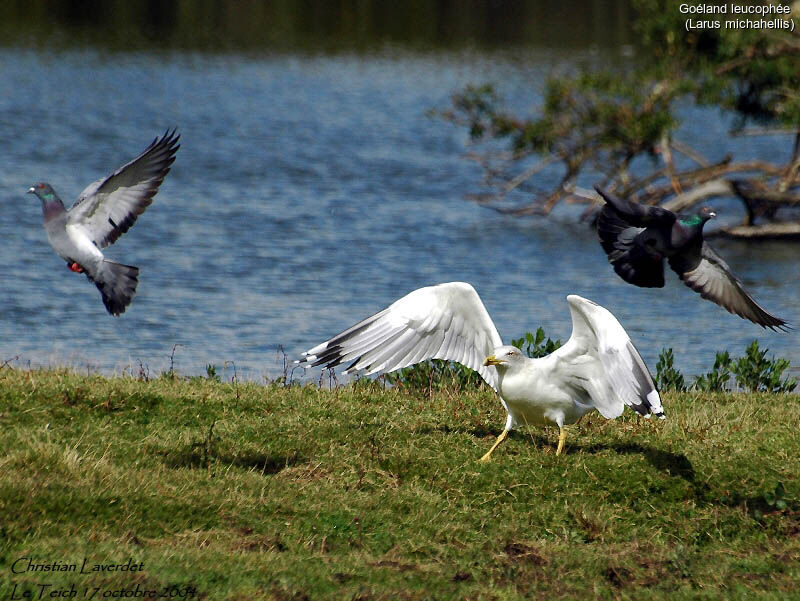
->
[[698, 206, 717, 222], [681, 207, 716, 228], [27, 183, 57, 202], [484, 345, 527, 371]]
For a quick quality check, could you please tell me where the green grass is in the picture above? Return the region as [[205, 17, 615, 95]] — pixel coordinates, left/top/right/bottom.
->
[[1, 369, 798, 600]]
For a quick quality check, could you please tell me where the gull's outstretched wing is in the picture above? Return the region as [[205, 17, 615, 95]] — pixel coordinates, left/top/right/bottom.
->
[[299, 282, 504, 389], [670, 242, 789, 331], [552, 295, 663, 420], [68, 129, 180, 248]]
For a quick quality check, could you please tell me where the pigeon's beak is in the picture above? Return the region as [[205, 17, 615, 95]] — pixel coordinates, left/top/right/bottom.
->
[[27, 187, 35, 194], [709, 211, 716, 219], [484, 355, 503, 367]]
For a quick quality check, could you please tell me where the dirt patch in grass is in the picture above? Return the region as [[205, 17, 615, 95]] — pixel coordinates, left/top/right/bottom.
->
[[368, 559, 419, 573], [237, 534, 286, 553], [604, 565, 635, 588], [503, 542, 548, 566]]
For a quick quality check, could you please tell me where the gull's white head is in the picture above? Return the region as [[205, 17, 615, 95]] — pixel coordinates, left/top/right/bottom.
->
[[483, 345, 527, 371]]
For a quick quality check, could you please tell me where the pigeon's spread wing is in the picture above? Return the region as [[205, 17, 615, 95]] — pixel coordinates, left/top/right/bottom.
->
[[595, 186, 676, 227], [597, 206, 665, 288], [299, 282, 504, 390], [552, 295, 663, 420], [68, 130, 180, 248], [597, 205, 646, 261], [671, 242, 789, 331]]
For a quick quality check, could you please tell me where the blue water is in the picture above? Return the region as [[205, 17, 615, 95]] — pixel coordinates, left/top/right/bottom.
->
[[0, 48, 796, 382]]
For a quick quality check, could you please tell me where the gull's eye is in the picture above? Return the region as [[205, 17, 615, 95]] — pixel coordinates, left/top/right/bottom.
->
[[506, 350, 515, 356]]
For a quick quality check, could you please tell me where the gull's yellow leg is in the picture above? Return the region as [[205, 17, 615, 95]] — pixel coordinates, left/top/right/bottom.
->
[[555, 426, 567, 456], [479, 430, 508, 463]]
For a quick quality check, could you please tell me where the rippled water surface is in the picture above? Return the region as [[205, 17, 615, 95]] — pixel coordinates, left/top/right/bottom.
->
[[0, 47, 797, 381]]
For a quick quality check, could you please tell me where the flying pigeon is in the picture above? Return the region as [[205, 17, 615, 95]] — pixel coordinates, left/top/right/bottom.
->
[[299, 282, 663, 459], [28, 130, 180, 316], [595, 186, 788, 331]]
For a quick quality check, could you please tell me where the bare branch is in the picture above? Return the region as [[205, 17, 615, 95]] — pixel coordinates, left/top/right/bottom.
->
[[711, 221, 800, 239], [730, 128, 800, 137], [661, 179, 734, 212], [780, 132, 800, 191], [502, 156, 559, 193], [659, 134, 682, 194], [670, 141, 710, 167]]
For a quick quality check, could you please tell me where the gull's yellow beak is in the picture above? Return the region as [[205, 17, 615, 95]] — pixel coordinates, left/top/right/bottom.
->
[[484, 355, 502, 367]]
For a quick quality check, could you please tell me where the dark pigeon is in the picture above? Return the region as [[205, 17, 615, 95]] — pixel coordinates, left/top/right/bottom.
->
[[595, 186, 788, 331], [28, 129, 180, 316]]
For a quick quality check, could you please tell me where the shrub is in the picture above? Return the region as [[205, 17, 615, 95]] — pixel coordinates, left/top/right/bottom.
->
[[384, 359, 483, 393], [205, 364, 221, 382], [386, 329, 562, 392], [655, 348, 686, 392], [511, 328, 562, 359], [693, 351, 732, 392], [372, 337, 798, 397], [732, 341, 797, 393]]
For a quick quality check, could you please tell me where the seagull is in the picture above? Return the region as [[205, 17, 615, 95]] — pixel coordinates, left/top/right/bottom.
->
[[299, 282, 663, 459], [28, 130, 180, 316], [595, 186, 788, 331]]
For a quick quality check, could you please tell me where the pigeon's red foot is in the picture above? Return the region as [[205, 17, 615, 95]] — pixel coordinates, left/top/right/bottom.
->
[[68, 262, 85, 273]]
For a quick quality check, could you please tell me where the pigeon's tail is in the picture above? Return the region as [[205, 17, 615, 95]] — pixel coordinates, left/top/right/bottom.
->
[[89, 260, 139, 316]]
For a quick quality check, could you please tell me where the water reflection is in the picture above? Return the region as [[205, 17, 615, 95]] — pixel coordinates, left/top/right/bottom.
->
[[3, 0, 635, 52]]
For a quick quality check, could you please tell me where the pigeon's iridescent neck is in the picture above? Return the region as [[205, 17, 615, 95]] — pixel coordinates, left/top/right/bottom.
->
[[680, 215, 704, 227], [41, 196, 64, 220]]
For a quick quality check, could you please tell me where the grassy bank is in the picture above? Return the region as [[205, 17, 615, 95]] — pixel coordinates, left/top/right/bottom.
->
[[0, 368, 798, 600]]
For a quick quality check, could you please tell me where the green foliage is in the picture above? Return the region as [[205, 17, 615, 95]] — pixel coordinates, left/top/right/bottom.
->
[[634, 0, 800, 125], [376, 337, 797, 396], [687, 342, 796, 393], [451, 83, 507, 140], [731, 340, 798, 393], [764, 481, 788, 511], [448, 75, 678, 167], [384, 359, 483, 392], [655, 348, 686, 392], [205, 363, 220, 382], [511, 328, 563, 359], [440, 0, 799, 220], [386, 329, 563, 392], [693, 351, 732, 392], [448, 10, 800, 171], [754, 482, 790, 521]]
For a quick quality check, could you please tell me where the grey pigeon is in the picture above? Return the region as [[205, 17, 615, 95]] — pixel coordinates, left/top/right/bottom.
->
[[28, 130, 179, 316], [596, 186, 788, 331]]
